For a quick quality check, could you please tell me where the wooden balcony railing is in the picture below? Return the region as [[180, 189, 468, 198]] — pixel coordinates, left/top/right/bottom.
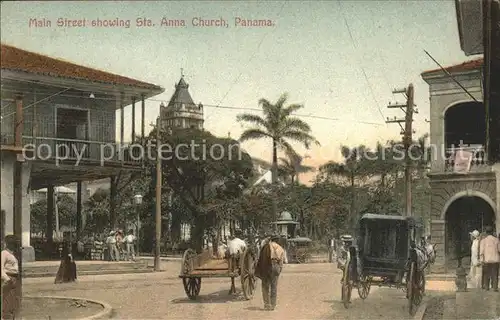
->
[[444, 146, 490, 172], [1, 135, 142, 166]]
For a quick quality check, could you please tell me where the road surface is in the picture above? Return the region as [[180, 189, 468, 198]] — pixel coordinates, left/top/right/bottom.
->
[[23, 261, 427, 319]]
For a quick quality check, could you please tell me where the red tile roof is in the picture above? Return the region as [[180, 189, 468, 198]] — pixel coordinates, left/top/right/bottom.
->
[[0, 44, 162, 89], [421, 57, 483, 75]]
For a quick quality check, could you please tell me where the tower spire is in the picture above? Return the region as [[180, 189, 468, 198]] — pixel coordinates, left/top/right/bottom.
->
[[181, 68, 184, 78]]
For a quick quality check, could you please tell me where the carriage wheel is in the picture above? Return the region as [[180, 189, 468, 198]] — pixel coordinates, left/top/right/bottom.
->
[[407, 262, 422, 316], [296, 253, 306, 264], [240, 247, 257, 300], [183, 277, 201, 300], [419, 272, 426, 295], [341, 266, 352, 308], [357, 275, 371, 300]]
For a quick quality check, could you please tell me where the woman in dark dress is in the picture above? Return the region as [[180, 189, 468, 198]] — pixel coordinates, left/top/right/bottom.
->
[[54, 240, 77, 284]]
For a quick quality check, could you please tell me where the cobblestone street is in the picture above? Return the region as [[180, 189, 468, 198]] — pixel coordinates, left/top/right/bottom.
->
[[23, 262, 432, 319]]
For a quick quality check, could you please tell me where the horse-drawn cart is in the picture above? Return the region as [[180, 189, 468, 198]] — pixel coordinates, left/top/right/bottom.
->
[[341, 214, 433, 316], [179, 247, 257, 300]]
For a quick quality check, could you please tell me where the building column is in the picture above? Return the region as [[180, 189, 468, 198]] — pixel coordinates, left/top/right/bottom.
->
[[494, 163, 500, 233], [141, 94, 145, 142], [47, 185, 54, 243], [430, 220, 446, 273], [110, 176, 117, 229], [131, 98, 136, 142], [76, 182, 83, 239], [120, 94, 124, 145], [20, 160, 33, 261]]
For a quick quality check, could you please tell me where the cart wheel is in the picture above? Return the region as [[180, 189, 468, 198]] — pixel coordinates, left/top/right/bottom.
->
[[407, 261, 422, 316], [296, 253, 306, 264], [240, 247, 257, 300], [183, 277, 201, 300], [341, 265, 352, 308], [357, 275, 371, 300]]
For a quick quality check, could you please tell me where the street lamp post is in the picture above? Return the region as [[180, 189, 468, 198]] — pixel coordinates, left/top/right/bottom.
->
[[134, 194, 143, 258]]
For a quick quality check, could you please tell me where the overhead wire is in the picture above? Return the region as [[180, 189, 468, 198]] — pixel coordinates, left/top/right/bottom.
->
[[0, 86, 382, 126], [337, 0, 387, 125], [207, 0, 287, 143]]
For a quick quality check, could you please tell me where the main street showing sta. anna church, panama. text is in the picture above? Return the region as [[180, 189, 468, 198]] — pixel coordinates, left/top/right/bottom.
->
[[28, 17, 276, 29]]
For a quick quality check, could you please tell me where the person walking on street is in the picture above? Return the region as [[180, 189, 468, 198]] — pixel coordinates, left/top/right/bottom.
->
[[255, 234, 285, 311], [106, 231, 119, 261], [468, 230, 482, 288], [479, 226, 500, 291], [124, 229, 137, 261], [1, 235, 20, 319], [54, 239, 77, 284]]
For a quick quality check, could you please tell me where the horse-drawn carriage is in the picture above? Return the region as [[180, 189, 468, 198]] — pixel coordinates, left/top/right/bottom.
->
[[341, 214, 435, 316], [179, 246, 257, 300]]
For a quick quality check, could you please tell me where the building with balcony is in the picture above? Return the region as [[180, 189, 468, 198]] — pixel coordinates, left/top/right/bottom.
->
[[421, 58, 498, 272], [0, 44, 164, 260], [160, 75, 204, 130], [419, 0, 499, 273]]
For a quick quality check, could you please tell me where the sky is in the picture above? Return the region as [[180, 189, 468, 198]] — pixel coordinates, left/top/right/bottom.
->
[[1, 1, 475, 183]]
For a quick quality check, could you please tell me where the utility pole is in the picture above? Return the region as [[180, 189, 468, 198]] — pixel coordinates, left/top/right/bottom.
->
[[386, 84, 417, 217], [154, 116, 162, 271], [13, 95, 24, 314]]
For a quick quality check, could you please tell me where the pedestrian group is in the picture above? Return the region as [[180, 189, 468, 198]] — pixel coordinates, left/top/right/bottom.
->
[[468, 225, 500, 291], [106, 229, 137, 261]]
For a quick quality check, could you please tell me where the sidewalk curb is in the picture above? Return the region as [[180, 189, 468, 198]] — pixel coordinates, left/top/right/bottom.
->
[[414, 300, 429, 320], [24, 295, 113, 319]]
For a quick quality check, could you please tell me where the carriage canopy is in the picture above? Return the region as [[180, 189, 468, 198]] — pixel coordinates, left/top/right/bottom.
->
[[357, 214, 424, 273]]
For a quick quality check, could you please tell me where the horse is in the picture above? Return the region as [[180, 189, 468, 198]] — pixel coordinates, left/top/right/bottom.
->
[[415, 237, 437, 271]]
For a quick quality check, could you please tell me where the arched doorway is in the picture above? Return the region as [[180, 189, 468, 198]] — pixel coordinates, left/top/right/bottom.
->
[[444, 196, 496, 270], [444, 101, 485, 147]]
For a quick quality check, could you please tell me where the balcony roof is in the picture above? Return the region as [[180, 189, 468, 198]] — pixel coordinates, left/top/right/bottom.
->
[[0, 43, 164, 92], [421, 57, 483, 78]]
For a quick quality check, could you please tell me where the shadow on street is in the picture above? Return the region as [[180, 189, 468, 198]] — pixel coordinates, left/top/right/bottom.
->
[[171, 289, 247, 304]]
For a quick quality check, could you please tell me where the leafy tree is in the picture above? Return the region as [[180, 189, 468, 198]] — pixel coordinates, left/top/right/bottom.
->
[[144, 127, 254, 252], [83, 188, 111, 236], [30, 194, 76, 235], [319, 145, 373, 229]]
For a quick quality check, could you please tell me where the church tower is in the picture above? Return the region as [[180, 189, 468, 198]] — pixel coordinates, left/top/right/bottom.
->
[[160, 72, 204, 130]]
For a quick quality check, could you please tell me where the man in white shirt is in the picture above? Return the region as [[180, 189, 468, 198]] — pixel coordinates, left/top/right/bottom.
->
[[479, 226, 500, 291], [227, 236, 246, 256], [124, 229, 137, 261], [468, 230, 481, 288], [106, 231, 119, 261], [2, 235, 20, 319], [227, 230, 247, 272]]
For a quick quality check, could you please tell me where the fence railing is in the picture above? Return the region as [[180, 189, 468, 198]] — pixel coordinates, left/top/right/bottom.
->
[[444, 146, 489, 172], [1, 135, 142, 165]]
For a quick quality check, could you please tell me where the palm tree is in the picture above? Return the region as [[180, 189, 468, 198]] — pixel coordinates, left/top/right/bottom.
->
[[319, 145, 372, 230], [278, 153, 313, 184], [237, 93, 319, 220]]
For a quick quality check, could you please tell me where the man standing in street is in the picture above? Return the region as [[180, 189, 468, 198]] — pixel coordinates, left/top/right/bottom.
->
[[227, 230, 247, 272], [124, 229, 137, 261], [479, 226, 500, 291], [468, 230, 482, 288], [255, 234, 285, 311], [106, 231, 119, 261]]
